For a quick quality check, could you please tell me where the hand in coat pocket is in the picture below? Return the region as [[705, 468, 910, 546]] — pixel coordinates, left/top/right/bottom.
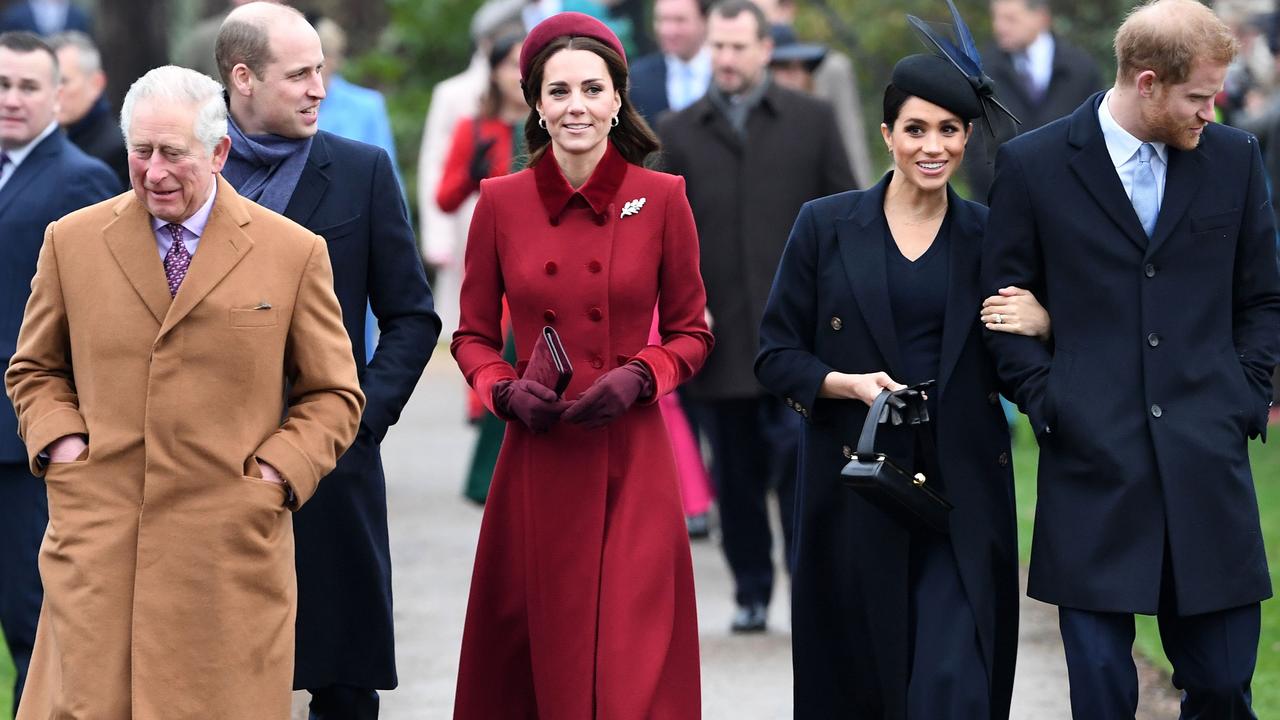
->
[[46, 434, 88, 463]]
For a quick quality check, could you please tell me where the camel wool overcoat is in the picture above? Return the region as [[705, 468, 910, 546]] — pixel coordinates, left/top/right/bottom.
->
[[5, 176, 365, 720]]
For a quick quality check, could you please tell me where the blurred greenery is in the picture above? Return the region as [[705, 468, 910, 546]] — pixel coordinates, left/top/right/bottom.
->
[[1013, 416, 1280, 715], [0, 631, 10, 720]]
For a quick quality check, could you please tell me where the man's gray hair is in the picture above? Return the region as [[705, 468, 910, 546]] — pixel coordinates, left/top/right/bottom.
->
[[120, 66, 228, 155], [47, 30, 100, 75]]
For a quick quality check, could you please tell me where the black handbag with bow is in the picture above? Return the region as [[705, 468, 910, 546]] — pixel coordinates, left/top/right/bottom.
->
[[840, 383, 953, 533]]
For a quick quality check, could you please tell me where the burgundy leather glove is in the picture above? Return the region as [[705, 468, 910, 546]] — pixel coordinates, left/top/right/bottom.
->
[[562, 363, 654, 429], [493, 379, 569, 433]]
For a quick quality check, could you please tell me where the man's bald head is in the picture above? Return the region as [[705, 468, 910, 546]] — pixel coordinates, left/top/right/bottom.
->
[[214, 1, 308, 88], [1114, 0, 1237, 85]]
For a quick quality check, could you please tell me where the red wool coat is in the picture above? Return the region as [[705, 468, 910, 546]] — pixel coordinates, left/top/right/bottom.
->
[[451, 142, 712, 719]]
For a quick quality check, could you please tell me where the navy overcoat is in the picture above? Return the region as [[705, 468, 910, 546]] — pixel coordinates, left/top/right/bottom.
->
[[277, 131, 441, 690], [756, 175, 1018, 719], [982, 93, 1280, 616]]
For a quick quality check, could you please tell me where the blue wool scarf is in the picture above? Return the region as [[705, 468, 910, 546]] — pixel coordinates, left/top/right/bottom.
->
[[222, 115, 313, 214]]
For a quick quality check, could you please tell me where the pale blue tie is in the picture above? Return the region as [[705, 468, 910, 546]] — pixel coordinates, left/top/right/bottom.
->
[[1132, 143, 1159, 237]]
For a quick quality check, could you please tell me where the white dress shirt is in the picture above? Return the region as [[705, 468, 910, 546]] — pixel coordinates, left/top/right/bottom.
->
[[29, 0, 70, 35], [0, 120, 58, 195], [665, 47, 711, 112], [1016, 31, 1056, 99], [1098, 89, 1168, 208]]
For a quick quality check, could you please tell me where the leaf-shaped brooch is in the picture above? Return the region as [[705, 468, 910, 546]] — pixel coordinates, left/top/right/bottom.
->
[[620, 197, 647, 219]]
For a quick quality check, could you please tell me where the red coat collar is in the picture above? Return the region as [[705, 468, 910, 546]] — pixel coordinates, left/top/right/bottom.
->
[[534, 141, 629, 225]]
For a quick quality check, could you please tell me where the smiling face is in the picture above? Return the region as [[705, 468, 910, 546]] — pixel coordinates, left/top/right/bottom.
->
[[536, 47, 621, 160], [881, 96, 971, 191], [0, 46, 59, 150], [1140, 60, 1226, 151], [231, 16, 325, 138], [127, 98, 229, 223]]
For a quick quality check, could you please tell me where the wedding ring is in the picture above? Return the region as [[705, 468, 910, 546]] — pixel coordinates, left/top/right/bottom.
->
[[994, 313, 1004, 324]]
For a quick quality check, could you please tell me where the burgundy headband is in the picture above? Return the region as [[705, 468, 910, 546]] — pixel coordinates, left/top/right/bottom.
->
[[518, 12, 627, 81]]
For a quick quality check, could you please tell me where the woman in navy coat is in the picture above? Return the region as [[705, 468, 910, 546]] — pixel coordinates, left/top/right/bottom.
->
[[756, 54, 1047, 719]]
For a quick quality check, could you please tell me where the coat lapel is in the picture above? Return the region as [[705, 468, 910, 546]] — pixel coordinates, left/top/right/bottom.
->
[[837, 176, 905, 379], [1067, 94, 1150, 252], [104, 193, 172, 326], [157, 176, 254, 339], [1146, 144, 1204, 257], [0, 131, 60, 218], [283, 132, 330, 227], [936, 190, 983, 399]]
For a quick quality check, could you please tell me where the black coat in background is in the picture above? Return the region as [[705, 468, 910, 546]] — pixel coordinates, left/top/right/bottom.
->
[[275, 131, 440, 690], [756, 176, 1017, 719], [659, 81, 855, 399], [964, 36, 1102, 201], [983, 94, 1280, 616], [65, 98, 128, 188]]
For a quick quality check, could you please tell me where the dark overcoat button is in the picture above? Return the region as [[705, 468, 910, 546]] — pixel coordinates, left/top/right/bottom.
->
[[988, 392, 999, 405], [587, 307, 603, 322], [1144, 264, 1157, 278], [831, 316, 843, 331], [543, 309, 557, 323], [545, 261, 558, 275], [842, 445, 854, 459], [1147, 333, 1160, 347], [587, 260, 602, 273], [1151, 404, 1163, 418], [997, 451, 1010, 467]]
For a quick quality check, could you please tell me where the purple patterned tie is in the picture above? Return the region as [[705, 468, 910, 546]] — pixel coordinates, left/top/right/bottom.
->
[[163, 224, 191, 297]]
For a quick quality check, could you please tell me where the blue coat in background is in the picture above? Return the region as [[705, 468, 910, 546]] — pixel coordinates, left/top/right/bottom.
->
[[273, 130, 440, 691], [628, 52, 670, 126], [756, 177, 1018, 718], [983, 93, 1280, 616], [0, 130, 119, 463], [0, 1, 92, 35]]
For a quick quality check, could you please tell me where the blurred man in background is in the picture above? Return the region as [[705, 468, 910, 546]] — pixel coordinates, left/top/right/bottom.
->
[[629, 0, 711, 125], [49, 30, 125, 185]]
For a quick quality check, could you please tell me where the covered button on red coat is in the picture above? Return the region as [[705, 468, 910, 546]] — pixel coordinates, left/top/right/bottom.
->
[[590, 356, 604, 369], [543, 309, 557, 323], [587, 307, 603, 322], [545, 261, 558, 275], [587, 260, 602, 273]]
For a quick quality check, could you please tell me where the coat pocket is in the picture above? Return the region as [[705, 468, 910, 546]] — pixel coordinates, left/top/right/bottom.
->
[[230, 307, 278, 327], [314, 215, 363, 243]]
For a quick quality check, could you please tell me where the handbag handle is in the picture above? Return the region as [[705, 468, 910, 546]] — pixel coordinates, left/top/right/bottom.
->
[[855, 389, 893, 458]]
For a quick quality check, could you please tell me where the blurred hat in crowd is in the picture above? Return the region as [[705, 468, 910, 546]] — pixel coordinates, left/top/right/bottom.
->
[[519, 11, 627, 79], [472, 0, 526, 42], [769, 24, 827, 71]]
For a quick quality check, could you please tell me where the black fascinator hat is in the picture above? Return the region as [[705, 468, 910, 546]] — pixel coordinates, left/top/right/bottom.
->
[[904, 0, 1019, 152]]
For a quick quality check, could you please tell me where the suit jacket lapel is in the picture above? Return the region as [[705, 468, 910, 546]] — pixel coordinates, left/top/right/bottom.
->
[[283, 132, 330, 227], [104, 194, 172, 326], [0, 131, 60, 218], [1067, 94, 1150, 252], [1146, 145, 1204, 257], [837, 176, 905, 379], [937, 191, 982, 399], [157, 176, 254, 339]]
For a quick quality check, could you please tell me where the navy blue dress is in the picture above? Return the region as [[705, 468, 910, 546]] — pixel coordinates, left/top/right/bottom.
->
[[756, 176, 1018, 719]]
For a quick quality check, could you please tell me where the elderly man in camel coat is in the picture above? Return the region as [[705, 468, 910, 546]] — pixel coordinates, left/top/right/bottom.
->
[[5, 65, 364, 719]]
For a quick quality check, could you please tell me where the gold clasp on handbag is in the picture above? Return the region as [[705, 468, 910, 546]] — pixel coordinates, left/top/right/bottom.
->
[[913, 473, 927, 486]]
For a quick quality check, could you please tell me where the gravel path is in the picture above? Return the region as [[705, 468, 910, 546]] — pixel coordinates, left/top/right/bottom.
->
[[291, 355, 1182, 719]]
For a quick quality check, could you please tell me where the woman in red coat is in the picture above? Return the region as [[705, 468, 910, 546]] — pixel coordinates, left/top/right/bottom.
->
[[450, 12, 712, 720]]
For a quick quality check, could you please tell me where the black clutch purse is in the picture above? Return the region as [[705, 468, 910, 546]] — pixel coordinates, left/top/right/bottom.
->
[[839, 383, 953, 533]]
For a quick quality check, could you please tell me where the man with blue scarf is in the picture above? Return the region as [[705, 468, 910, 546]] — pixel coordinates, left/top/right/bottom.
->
[[215, 4, 440, 718]]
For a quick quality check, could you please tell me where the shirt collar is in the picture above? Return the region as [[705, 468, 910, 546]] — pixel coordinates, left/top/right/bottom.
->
[[1098, 89, 1167, 169], [151, 181, 218, 237], [534, 141, 629, 225], [1025, 31, 1055, 71], [665, 47, 711, 74], [3, 120, 59, 169]]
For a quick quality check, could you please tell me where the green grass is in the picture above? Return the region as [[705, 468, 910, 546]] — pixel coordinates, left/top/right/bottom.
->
[[0, 629, 12, 720], [1012, 418, 1280, 713]]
